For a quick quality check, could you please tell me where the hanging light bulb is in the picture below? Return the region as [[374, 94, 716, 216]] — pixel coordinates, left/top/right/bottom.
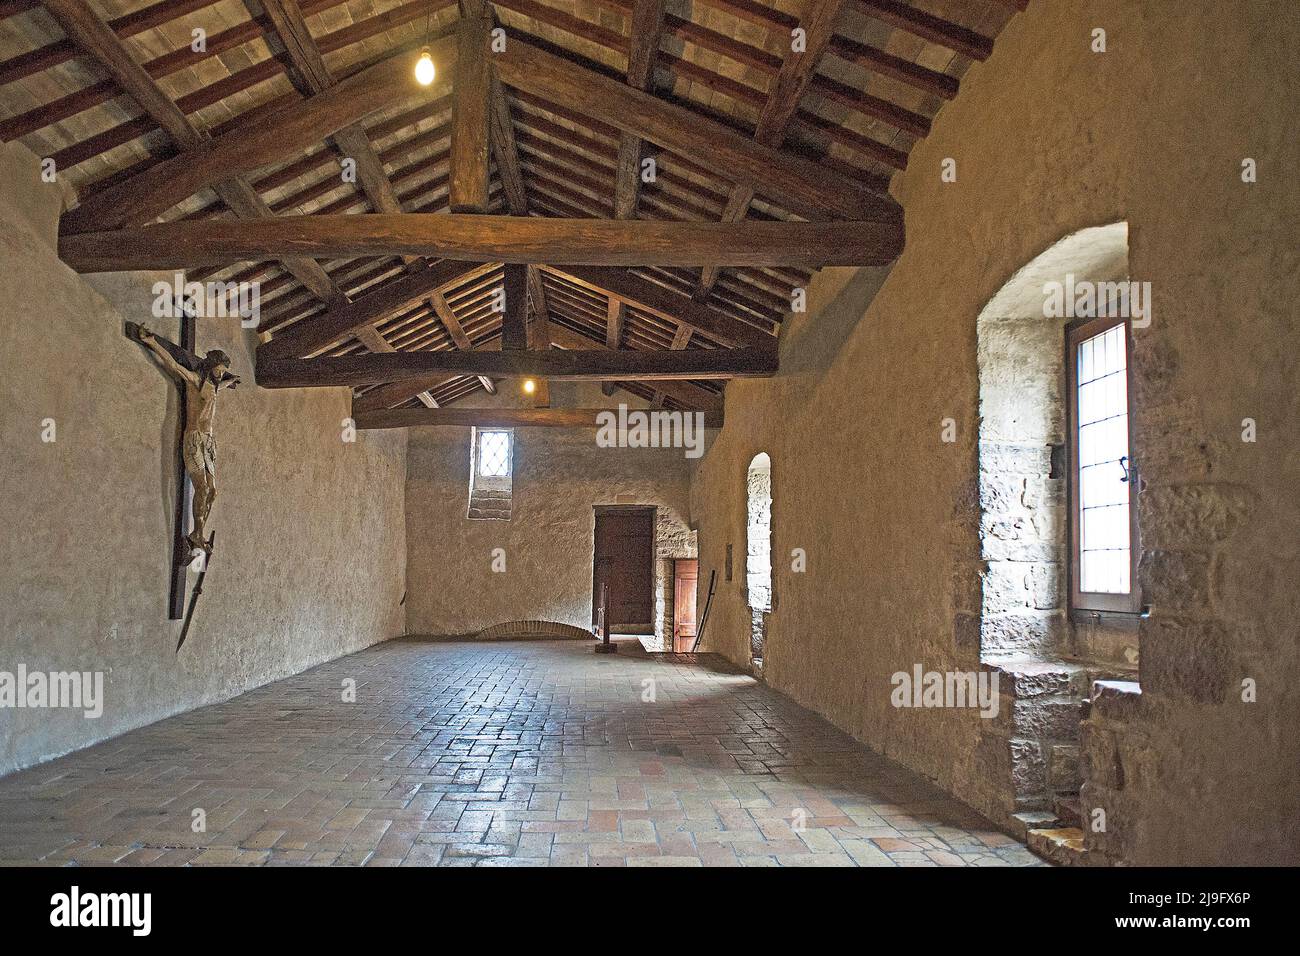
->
[[522, 378, 537, 395], [415, 46, 435, 85]]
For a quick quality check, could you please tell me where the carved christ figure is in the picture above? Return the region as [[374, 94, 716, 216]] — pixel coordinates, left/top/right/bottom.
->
[[125, 322, 240, 556]]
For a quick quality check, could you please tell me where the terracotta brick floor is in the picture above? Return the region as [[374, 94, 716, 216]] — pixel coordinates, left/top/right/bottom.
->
[[0, 638, 1043, 867]]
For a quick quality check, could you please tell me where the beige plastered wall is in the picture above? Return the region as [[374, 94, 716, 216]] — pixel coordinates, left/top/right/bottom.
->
[[0, 141, 408, 776], [688, 1, 1299, 864], [404, 383, 697, 648]]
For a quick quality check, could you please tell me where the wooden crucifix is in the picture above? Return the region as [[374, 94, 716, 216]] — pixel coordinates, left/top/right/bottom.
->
[[124, 318, 239, 638]]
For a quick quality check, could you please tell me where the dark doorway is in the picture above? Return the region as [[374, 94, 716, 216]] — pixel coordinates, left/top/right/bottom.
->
[[672, 558, 699, 652], [593, 506, 655, 635]]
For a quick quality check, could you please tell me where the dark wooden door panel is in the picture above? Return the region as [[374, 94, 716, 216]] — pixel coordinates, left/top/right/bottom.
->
[[593, 508, 655, 631]]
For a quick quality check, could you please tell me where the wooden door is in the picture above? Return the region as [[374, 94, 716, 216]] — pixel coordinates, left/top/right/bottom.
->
[[593, 508, 655, 634], [672, 558, 699, 652]]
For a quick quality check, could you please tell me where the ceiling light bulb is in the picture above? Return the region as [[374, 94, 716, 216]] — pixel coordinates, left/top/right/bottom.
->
[[523, 379, 536, 394], [415, 48, 435, 86]]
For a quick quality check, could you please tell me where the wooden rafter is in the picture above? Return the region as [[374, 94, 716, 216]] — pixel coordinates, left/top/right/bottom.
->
[[492, 37, 900, 223], [547, 265, 772, 349], [697, 0, 849, 300], [255, 0, 405, 218], [259, 259, 495, 360], [613, 0, 666, 221], [40, 0, 340, 304], [429, 286, 496, 395], [60, 36, 456, 234]]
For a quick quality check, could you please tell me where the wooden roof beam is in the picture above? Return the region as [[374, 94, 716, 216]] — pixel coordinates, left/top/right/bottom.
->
[[696, 0, 848, 301], [613, 0, 666, 220], [492, 37, 899, 223], [59, 34, 456, 234], [41, 0, 341, 303], [449, 2, 491, 212], [854, 0, 995, 62], [61, 214, 902, 272], [548, 265, 773, 349], [258, 344, 777, 389], [256, 0, 406, 218], [428, 286, 495, 394], [356, 405, 723, 430], [258, 258, 496, 360]]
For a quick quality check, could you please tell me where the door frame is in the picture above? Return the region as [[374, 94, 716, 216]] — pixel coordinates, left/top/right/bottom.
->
[[592, 505, 657, 635]]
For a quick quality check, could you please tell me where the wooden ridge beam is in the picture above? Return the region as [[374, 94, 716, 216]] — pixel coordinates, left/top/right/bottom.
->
[[355, 405, 723, 429], [259, 258, 493, 360], [492, 37, 899, 223], [257, 345, 777, 388], [60, 214, 902, 271], [449, 2, 491, 212]]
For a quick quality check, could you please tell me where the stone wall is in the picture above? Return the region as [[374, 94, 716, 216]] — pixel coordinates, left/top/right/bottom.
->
[[0, 143, 409, 776], [688, 1, 1299, 864], [405, 384, 697, 650]]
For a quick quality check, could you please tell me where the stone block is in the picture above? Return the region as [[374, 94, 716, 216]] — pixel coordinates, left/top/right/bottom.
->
[[1141, 482, 1256, 548], [1050, 744, 1081, 791], [1080, 724, 1123, 790], [994, 664, 1071, 699], [979, 475, 1025, 515], [979, 611, 1064, 656], [979, 441, 1051, 476], [1012, 698, 1082, 740], [1140, 617, 1234, 704], [1010, 738, 1047, 800], [1138, 549, 1212, 610], [1090, 680, 1142, 721]]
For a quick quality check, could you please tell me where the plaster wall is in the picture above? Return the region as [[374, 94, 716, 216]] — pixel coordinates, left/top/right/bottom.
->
[[688, 1, 1299, 864], [0, 143, 409, 776], [404, 384, 696, 649]]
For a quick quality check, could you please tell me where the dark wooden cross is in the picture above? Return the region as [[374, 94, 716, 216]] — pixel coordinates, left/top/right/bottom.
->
[[131, 313, 202, 621]]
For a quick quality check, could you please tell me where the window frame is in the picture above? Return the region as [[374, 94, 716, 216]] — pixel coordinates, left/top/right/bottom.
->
[[1065, 315, 1142, 615], [477, 429, 512, 478]]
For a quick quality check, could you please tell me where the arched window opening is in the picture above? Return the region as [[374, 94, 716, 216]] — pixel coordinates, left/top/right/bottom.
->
[[974, 222, 1143, 822], [976, 222, 1139, 665], [746, 452, 772, 668]]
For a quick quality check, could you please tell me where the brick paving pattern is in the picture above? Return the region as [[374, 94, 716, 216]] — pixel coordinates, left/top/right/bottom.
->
[[0, 639, 1044, 866]]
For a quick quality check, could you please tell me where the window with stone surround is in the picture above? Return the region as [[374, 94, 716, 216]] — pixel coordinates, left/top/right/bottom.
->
[[746, 453, 772, 667], [1066, 317, 1140, 613], [468, 428, 512, 520]]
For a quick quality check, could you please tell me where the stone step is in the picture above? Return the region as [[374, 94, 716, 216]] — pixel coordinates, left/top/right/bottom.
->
[[1053, 794, 1082, 828], [1010, 809, 1061, 839], [1027, 826, 1087, 866], [468, 506, 512, 520]]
